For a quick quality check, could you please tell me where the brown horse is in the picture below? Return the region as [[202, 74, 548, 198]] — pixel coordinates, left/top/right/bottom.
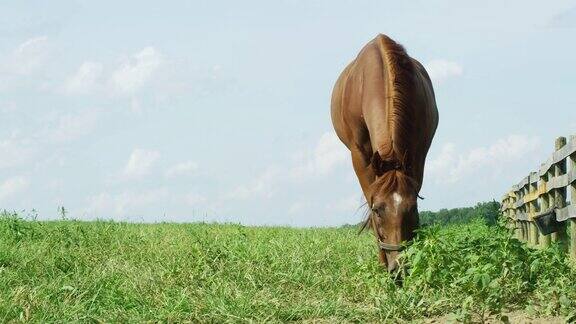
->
[[331, 34, 439, 272]]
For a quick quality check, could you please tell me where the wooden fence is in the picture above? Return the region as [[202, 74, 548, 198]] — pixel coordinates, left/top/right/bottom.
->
[[501, 135, 576, 259]]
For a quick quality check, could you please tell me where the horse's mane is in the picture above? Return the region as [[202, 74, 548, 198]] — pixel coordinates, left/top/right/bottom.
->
[[358, 35, 420, 233], [374, 34, 416, 165]]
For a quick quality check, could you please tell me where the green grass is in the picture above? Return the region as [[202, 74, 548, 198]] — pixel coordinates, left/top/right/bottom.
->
[[1, 212, 575, 322]]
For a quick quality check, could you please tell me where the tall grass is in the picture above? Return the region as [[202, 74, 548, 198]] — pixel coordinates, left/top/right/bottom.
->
[[0, 211, 575, 322]]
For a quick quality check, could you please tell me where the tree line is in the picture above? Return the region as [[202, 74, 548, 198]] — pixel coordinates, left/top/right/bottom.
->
[[419, 201, 501, 226]]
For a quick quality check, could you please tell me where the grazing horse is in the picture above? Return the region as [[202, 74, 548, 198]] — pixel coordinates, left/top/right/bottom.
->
[[331, 34, 439, 272]]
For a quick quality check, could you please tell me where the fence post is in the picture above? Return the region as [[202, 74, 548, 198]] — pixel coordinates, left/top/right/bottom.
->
[[539, 163, 551, 248], [512, 190, 521, 241], [519, 187, 525, 242], [551, 137, 568, 249], [522, 187, 528, 243], [522, 185, 530, 244], [529, 172, 539, 246], [569, 135, 576, 260], [508, 192, 522, 241]]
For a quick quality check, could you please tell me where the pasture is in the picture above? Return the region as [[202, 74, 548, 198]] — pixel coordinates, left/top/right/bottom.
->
[[1, 211, 575, 322]]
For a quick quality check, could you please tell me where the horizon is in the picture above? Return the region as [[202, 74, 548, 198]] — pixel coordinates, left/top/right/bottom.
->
[[1, 1, 575, 226], [1, 200, 496, 228]]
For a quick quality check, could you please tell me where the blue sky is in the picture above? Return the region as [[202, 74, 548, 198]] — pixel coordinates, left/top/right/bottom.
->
[[1, 0, 575, 226]]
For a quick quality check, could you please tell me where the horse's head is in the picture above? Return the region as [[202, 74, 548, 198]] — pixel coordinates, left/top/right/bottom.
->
[[367, 153, 420, 272]]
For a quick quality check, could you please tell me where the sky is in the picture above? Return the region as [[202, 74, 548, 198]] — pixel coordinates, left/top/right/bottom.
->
[[1, 1, 575, 226]]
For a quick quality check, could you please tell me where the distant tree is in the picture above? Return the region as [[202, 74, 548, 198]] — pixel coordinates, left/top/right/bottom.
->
[[348, 201, 502, 228], [419, 201, 501, 226]]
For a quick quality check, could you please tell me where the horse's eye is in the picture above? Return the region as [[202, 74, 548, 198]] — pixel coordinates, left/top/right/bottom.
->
[[372, 205, 385, 216]]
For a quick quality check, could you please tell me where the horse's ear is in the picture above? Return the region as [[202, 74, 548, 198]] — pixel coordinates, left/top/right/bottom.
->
[[371, 151, 385, 176]]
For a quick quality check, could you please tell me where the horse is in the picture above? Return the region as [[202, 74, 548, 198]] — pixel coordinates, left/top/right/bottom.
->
[[331, 34, 439, 272]]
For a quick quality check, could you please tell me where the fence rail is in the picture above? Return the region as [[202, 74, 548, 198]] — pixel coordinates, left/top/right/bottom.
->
[[501, 135, 576, 259]]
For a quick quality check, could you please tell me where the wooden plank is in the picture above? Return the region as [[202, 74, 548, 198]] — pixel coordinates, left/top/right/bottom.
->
[[539, 139, 576, 176], [514, 197, 525, 209], [517, 170, 574, 199], [530, 172, 540, 184], [506, 166, 574, 209], [516, 212, 529, 221], [546, 172, 574, 192], [516, 176, 530, 189], [501, 192, 509, 213], [501, 190, 517, 212], [555, 204, 576, 222], [540, 156, 555, 177], [523, 189, 541, 205]]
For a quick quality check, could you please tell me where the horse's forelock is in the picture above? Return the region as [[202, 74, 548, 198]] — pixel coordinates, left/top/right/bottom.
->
[[370, 170, 418, 204], [359, 170, 419, 233]]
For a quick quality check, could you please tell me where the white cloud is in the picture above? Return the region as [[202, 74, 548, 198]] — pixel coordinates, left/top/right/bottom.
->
[[288, 201, 307, 215], [290, 131, 349, 179], [424, 59, 463, 84], [45, 109, 99, 142], [183, 192, 207, 206], [165, 161, 199, 178], [426, 134, 541, 184], [0, 109, 99, 172], [84, 188, 211, 220], [0, 101, 17, 113], [0, 37, 51, 91], [227, 167, 279, 200], [326, 194, 363, 213], [425, 143, 456, 181], [123, 149, 161, 178], [224, 132, 351, 203], [0, 176, 29, 201], [0, 135, 38, 169], [7, 36, 50, 75], [130, 98, 142, 113], [110, 47, 162, 95], [547, 7, 576, 28], [63, 61, 103, 95], [86, 188, 169, 216]]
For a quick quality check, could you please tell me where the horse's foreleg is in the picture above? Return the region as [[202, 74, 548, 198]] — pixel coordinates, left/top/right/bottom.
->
[[351, 147, 387, 264]]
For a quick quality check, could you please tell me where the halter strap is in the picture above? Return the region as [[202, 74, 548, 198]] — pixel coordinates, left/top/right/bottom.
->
[[378, 240, 405, 251], [370, 212, 406, 252]]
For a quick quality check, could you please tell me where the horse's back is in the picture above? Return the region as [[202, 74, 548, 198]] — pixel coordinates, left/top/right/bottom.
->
[[330, 61, 353, 149], [330, 59, 367, 151], [331, 38, 384, 151], [411, 57, 439, 149]]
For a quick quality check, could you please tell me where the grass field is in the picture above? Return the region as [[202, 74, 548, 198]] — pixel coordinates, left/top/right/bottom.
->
[[1, 212, 576, 322]]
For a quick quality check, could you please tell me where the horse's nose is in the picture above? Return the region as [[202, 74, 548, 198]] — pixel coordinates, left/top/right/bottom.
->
[[387, 259, 399, 273]]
